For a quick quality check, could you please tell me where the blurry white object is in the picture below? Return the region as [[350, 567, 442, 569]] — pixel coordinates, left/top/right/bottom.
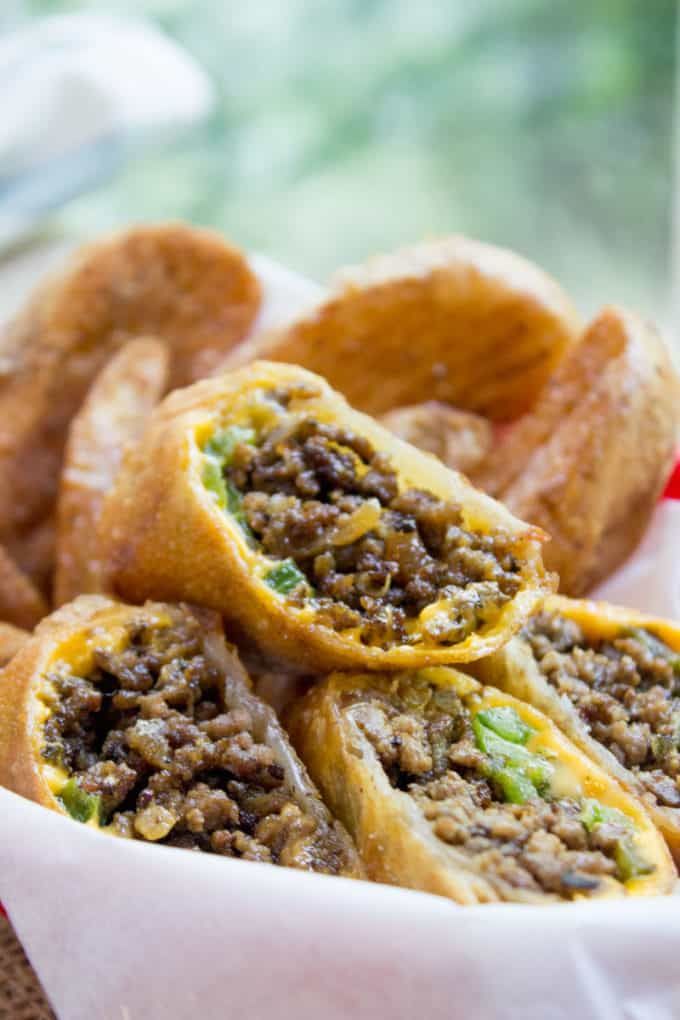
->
[[0, 13, 214, 248], [248, 252, 324, 333]]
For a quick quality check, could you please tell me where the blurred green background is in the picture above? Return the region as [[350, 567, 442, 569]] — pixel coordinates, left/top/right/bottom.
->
[[4, 0, 676, 320]]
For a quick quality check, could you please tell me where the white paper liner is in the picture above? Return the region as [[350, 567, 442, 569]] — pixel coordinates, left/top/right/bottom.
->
[[1, 256, 679, 1020], [3, 788, 680, 1020]]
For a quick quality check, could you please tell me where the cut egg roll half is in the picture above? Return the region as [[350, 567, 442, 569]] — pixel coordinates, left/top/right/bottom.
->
[[101, 362, 554, 672], [287, 668, 674, 903], [0, 596, 361, 876], [474, 595, 680, 862]]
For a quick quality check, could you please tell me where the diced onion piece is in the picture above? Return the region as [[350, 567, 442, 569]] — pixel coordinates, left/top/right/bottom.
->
[[331, 498, 381, 547], [133, 804, 178, 841]]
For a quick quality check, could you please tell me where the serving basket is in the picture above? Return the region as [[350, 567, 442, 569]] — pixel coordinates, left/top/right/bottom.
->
[[1, 255, 679, 1020]]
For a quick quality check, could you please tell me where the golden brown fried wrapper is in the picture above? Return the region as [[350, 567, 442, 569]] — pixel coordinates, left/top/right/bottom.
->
[[54, 337, 169, 607], [0, 223, 261, 589], [100, 361, 554, 672], [0, 595, 362, 877], [248, 667, 312, 718], [8, 518, 55, 602], [0, 544, 47, 629], [475, 307, 679, 595], [473, 594, 680, 862], [380, 402, 493, 475], [287, 668, 674, 903], [0, 623, 29, 667], [221, 236, 580, 422]]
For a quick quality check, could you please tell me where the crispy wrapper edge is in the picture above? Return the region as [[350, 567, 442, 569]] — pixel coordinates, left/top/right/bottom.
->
[[0, 595, 363, 878], [99, 361, 555, 672], [286, 671, 675, 902], [472, 594, 680, 863]]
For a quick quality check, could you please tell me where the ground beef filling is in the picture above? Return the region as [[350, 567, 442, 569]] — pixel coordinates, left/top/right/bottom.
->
[[524, 612, 680, 809], [348, 683, 631, 896], [224, 403, 521, 647], [40, 617, 348, 872]]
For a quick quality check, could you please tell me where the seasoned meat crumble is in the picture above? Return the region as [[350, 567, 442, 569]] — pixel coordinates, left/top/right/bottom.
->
[[524, 611, 680, 809], [40, 612, 353, 873], [215, 386, 522, 648], [346, 679, 643, 897]]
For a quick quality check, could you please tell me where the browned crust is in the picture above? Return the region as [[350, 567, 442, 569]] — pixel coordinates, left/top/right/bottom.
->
[[0, 623, 29, 667], [220, 236, 580, 422], [0, 544, 47, 629], [0, 223, 261, 589], [54, 337, 169, 606], [476, 307, 680, 595], [287, 670, 675, 902], [6, 518, 55, 602], [0, 594, 114, 806], [380, 402, 493, 475], [473, 594, 680, 863], [100, 361, 554, 672], [0, 594, 362, 877]]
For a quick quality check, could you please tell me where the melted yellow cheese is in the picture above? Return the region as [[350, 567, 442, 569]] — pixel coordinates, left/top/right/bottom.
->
[[193, 392, 493, 646], [410, 667, 667, 897], [480, 697, 664, 896], [31, 606, 174, 829]]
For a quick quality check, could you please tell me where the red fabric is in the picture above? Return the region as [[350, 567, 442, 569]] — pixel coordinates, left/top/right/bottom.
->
[[662, 459, 680, 501]]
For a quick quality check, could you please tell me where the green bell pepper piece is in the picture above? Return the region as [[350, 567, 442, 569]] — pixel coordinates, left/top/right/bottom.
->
[[579, 798, 631, 833], [203, 458, 228, 509], [265, 559, 308, 595], [472, 714, 554, 791], [614, 838, 655, 882], [475, 706, 533, 745], [226, 480, 255, 540], [202, 426, 256, 540], [204, 426, 255, 465], [487, 763, 537, 804], [203, 456, 252, 539], [58, 778, 100, 824], [579, 798, 652, 882]]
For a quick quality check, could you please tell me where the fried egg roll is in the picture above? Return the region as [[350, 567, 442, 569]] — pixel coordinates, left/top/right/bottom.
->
[[101, 362, 554, 671], [0, 596, 361, 876], [474, 595, 680, 861], [287, 667, 674, 902]]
